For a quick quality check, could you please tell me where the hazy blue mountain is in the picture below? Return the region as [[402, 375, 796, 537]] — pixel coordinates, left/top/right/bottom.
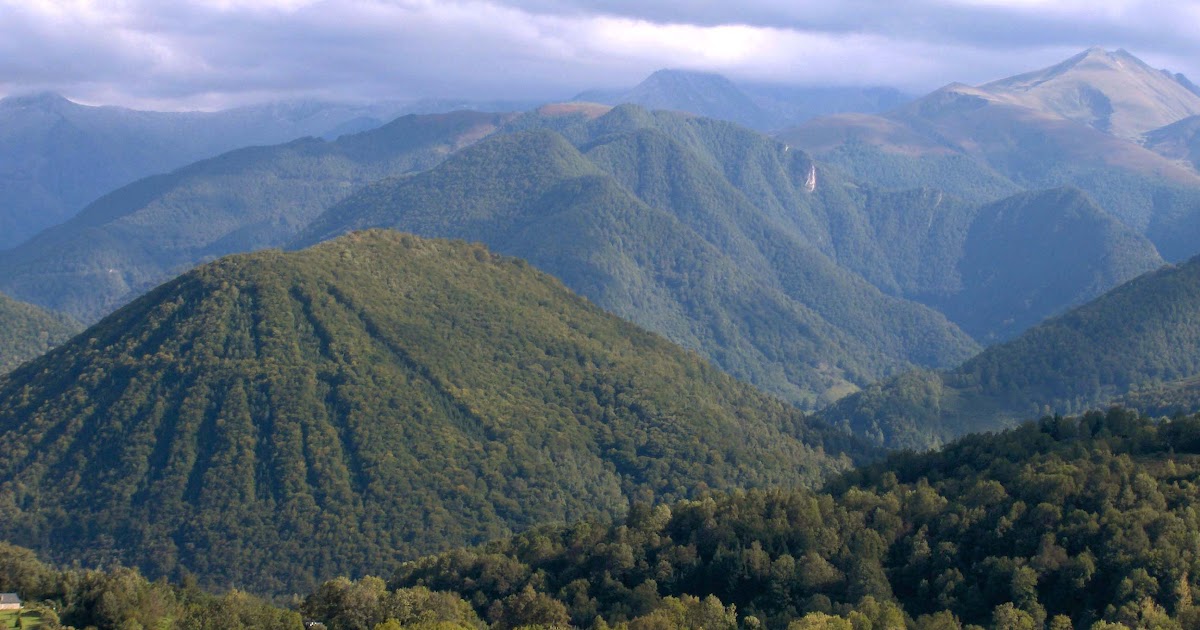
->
[[575, 69, 909, 131], [821, 254, 1200, 449], [0, 93, 447, 248], [0, 230, 866, 592], [1143, 114, 1200, 171], [932, 187, 1165, 341], [0, 110, 514, 321]]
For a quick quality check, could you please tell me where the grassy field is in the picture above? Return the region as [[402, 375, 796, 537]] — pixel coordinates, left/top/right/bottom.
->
[[0, 609, 43, 629]]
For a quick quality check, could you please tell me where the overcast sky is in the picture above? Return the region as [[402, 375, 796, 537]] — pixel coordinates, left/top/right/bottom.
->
[[3, 0, 1199, 110]]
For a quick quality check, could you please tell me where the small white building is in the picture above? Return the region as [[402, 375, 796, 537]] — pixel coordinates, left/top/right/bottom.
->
[[0, 593, 19, 610]]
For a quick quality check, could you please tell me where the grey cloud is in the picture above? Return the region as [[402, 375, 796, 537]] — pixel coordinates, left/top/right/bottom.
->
[[1, 0, 1198, 110]]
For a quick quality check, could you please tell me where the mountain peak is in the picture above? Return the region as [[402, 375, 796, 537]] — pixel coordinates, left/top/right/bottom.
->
[[0, 91, 74, 111], [980, 47, 1200, 138]]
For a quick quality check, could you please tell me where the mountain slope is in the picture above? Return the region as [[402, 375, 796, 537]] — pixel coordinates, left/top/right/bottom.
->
[[297, 124, 979, 406], [0, 293, 79, 374], [779, 49, 1200, 262], [934, 187, 1164, 341], [981, 47, 1200, 139], [821, 255, 1200, 448], [1143, 114, 1200, 171], [0, 93, 423, 248], [0, 110, 513, 322], [0, 230, 864, 593]]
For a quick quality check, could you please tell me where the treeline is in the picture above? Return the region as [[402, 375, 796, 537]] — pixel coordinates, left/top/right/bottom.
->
[[377, 409, 1200, 629], [0, 542, 299, 629], [8, 408, 1200, 629]]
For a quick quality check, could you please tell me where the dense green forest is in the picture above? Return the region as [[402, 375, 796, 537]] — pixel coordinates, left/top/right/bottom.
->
[[374, 409, 1200, 629], [296, 117, 982, 406], [0, 293, 79, 374], [821, 255, 1200, 448], [0, 231, 865, 594], [0, 542, 301, 630], [7, 409, 1200, 629]]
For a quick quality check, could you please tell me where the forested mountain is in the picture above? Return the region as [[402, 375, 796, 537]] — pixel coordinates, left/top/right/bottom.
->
[[575, 69, 909, 131], [821, 255, 1200, 448], [0, 110, 514, 322], [931, 187, 1164, 341], [779, 48, 1200, 262], [0, 292, 79, 374], [0, 231, 866, 593], [295, 114, 980, 406], [349, 409, 1200, 630], [0, 93, 429, 248]]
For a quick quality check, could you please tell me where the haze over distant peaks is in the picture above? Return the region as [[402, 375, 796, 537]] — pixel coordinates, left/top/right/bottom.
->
[[575, 68, 908, 131]]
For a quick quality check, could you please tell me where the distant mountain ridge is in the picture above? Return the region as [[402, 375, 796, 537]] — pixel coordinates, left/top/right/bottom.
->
[[0, 110, 516, 321], [780, 47, 1200, 262], [575, 69, 909, 131], [0, 92, 423, 248], [821, 254, 1200, 449], [0, 230, 866, 592]]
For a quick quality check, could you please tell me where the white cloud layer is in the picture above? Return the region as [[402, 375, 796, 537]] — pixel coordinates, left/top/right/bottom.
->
[[2, 0, 1198, 109]]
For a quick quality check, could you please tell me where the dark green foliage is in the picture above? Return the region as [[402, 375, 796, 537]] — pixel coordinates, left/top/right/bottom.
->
[[0, 293, 80, 374], [297, 112, 980, 407], [0, 541, 301, 629], [0, 111, 513, 322], [0, 230, 864, 594], [822, 255, 1200, 448], [388, 409, 1200, 629]]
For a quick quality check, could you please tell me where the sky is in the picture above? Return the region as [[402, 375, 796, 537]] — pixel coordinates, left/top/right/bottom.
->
[[2, 0, 1199, 110]]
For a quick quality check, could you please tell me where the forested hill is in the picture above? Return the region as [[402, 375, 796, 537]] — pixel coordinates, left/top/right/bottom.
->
[[0, 292, 80, 374], [295, 118, 980, 407], [377, 408, 1200, 630], [0, 230, 866, 594], [821, 254, 1200, 449]]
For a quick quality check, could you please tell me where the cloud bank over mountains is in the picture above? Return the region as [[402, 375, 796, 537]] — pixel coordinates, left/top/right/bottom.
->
[[3, 0, 1198, 110]]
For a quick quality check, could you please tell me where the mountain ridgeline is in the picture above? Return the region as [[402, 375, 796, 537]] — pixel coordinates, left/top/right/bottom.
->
[[0, 110, 515, 322], [0, 231, 867, 594], [294, 112, 982, 406], [780, 48, 1200, 264], [821, 254, 1200, 449]]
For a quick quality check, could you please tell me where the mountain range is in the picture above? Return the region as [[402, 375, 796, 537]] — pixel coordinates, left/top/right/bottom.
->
[[575, 69, 910, 131], [0, 231, 865, 593], [0, 93, 442, 248], [821, 253, 1200, 448], [780, 47, 1200, 262]]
